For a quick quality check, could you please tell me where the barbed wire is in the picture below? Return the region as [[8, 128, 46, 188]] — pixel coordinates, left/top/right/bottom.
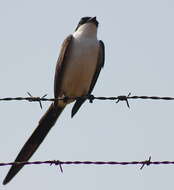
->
[[1, 157, 174, 171], [1, 96, 174, 171], [1, 93, 174, 109]]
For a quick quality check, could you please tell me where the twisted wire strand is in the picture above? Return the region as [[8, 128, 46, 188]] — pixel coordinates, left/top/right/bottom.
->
[[1, 94, 174, 102], [0, 157, 174, 170], [0, 93, 174, 109]]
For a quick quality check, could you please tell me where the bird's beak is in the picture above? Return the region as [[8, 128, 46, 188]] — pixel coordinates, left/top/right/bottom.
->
[[89, 17, 97, 22], [87, 17, 98, 26]]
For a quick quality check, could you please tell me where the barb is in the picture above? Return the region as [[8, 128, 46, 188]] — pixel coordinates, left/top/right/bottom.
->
[[27, 92, 47, 109], [1, 94, 174, 104], [140, 156, 151, 169], [1, 158, 174, 168]]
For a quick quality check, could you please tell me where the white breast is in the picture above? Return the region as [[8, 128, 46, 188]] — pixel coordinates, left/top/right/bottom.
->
[[60, 33, 99, 99]]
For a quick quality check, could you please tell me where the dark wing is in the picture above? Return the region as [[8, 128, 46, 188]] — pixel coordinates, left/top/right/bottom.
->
[[88, 40, 105, 93], [71, 40, 105, 117], [54, 35, 73, 99]]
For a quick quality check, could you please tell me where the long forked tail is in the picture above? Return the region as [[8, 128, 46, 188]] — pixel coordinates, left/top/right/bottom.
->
[[3, 103, 64, 185]]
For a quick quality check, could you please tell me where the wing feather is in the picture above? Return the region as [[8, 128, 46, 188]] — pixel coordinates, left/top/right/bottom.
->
[[54, 35, 73, 98]]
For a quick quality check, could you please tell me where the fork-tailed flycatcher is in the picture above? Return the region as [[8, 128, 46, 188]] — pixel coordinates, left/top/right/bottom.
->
[[3, 16, 105, 185]]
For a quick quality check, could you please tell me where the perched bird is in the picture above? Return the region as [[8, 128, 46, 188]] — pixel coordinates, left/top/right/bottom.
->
[[3, 16, 105, 185]]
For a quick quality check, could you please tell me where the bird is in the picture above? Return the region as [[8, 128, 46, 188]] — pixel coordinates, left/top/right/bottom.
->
[[3, 16, 105, 185]]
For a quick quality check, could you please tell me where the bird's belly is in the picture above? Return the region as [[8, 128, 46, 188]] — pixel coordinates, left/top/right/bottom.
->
[[60, 40, 99, 100]]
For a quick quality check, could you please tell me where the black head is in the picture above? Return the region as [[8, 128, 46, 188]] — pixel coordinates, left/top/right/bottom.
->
[[75, 17, 99, 31]]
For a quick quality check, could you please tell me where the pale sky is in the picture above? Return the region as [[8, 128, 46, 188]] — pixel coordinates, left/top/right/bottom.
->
[[1, 0, 174, 189]]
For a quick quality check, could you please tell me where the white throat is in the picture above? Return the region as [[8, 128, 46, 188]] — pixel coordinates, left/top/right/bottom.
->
[[73, 23, 98, 39]]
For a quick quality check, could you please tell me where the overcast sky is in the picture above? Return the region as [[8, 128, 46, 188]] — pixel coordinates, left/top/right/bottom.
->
[[1, 0, 174, 189]]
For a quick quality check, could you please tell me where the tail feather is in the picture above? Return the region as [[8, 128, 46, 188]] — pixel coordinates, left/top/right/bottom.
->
[[3, 103, 64, 185]]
